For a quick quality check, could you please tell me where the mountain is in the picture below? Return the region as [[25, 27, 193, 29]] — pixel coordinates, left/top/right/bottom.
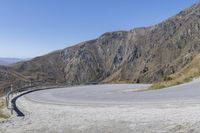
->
[[0, 58, 25, 65], [1, 3, 200, 93]]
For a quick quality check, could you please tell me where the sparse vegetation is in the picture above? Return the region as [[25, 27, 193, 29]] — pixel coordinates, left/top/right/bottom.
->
[[0, 98, 9, 119], [0, 112, 9, 119], [0, 90, 4, 97], [151, 54, 200, 89]]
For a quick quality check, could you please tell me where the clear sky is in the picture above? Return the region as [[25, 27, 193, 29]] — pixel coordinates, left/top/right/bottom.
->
[[0, 0, 199, 58]]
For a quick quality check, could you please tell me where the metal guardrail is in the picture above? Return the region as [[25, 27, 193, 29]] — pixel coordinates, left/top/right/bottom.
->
[[5, 81, 104, 115], [6, 85, 36, 114], [5, 84, 68, 115]]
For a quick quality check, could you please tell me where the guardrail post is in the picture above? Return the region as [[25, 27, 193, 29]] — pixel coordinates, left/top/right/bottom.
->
[[11, 102, 14, 115], [10, 84, 13, 97], [6, 95, 9, 109], [11, 84, 13, 91]]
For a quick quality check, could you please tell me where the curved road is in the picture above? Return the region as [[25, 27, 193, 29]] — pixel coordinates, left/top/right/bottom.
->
[[25, 79, 200, 105]]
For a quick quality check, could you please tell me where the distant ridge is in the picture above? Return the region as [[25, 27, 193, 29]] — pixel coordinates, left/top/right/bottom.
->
[[0, 58, 26, 65]]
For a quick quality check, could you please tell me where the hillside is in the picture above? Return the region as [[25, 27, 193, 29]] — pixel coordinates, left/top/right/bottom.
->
[[0, 66, 30, 95], [152, 53, 200, 89], [1, 3, 200, 93]]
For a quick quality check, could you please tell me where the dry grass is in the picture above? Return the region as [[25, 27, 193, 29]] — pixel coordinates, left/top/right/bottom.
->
[[0, 98, 6, 108], [106, 80, 134, 84], [0, 113, 8, 119], [0, 98, 9, 119], [0, 88, 5, 97], [151, 54, 200, 89]]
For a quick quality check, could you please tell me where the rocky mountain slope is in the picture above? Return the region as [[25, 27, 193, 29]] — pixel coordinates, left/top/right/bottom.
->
[[1, 2, 200, 93], [0, 66, 29, 95]]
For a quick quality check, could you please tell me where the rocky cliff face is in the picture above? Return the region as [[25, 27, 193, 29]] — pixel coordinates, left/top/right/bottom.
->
[[1, 3, 200, 91]]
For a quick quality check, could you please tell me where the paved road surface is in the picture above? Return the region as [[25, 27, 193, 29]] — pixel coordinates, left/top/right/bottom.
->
[[25, 79, 200, 105]]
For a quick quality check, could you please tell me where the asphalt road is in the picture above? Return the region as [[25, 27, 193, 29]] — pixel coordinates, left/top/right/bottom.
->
[[25, 79, 200, 105]]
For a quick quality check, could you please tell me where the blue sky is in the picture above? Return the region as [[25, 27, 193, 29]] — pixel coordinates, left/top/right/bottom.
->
[[0, 0, 199, 58]]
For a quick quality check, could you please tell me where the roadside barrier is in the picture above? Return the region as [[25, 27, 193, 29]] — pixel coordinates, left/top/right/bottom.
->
[[6, 85, 35, 114], [5, 82, 99, 116], [5, 85, 67, 115]]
